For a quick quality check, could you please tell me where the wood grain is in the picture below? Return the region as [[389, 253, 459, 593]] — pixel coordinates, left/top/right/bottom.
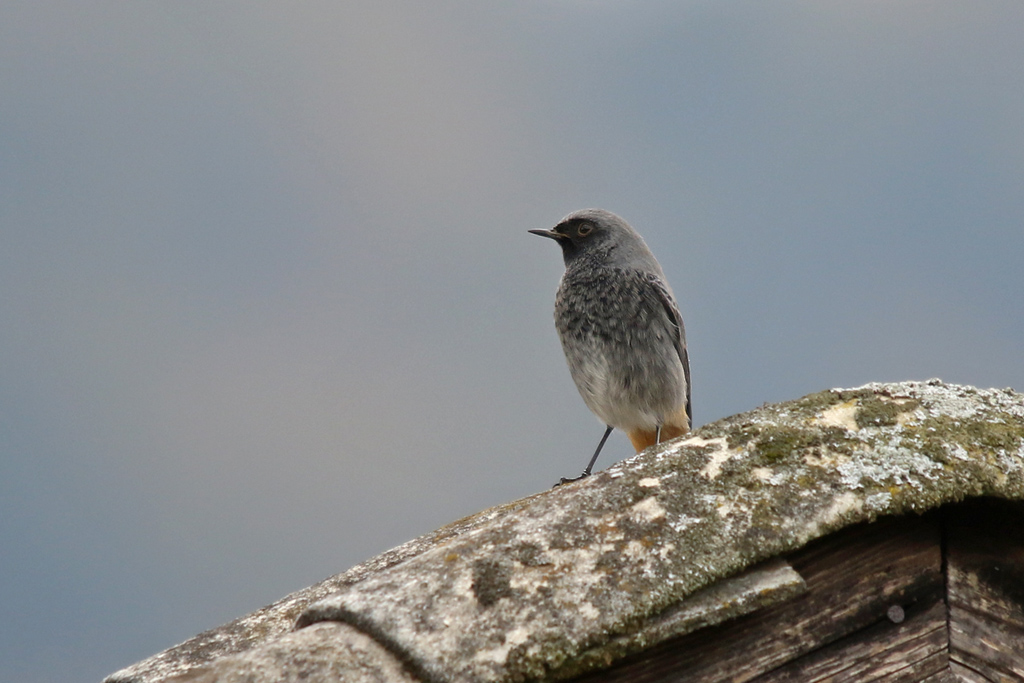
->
[[574, 513, 943, 682], [922, 665, 972, 683], [946, 499, 1024, 682], [751, 599, 948, 682]]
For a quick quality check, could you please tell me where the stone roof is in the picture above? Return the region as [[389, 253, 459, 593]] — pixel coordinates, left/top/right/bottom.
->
[[105, 380, 1024, 683]]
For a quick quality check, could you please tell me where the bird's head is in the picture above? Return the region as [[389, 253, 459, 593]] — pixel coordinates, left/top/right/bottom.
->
[[529, 208, 646, 267]]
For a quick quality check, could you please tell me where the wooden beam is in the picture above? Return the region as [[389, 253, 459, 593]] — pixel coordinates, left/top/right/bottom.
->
[[946, 499, 1024, 681], [922, 665, 972, 683], [751, 599, 948, 682]]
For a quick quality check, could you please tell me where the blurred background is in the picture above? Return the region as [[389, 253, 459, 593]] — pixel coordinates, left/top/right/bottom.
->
[[2, 2, 1022, 680]]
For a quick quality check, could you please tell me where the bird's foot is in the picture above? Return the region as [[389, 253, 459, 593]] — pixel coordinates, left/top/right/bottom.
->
[[553, 472, 591, 488]]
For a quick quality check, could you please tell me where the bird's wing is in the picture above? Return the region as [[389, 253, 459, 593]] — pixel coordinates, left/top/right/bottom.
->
[[646, 273, 692, 428]]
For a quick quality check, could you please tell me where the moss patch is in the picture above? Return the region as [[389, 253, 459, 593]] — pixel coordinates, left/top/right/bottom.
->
[[963, 420, 1024, 453], [854, 396, 921, 429], [744, 424, 855, 463], [793, 390, 844, 413], [725, 423, 764, 451], [834, 388, 876, 402], [754, 427, 819, 462], [903, 414, 1024, 464]]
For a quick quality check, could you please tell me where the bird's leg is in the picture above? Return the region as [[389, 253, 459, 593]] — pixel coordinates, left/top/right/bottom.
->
[[556, 425, 613, 486], [656, 425, 662, 445], [582, 424, 614, 476]]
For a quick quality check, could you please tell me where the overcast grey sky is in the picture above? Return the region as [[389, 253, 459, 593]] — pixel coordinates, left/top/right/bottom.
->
[[2, 2, 1023, 681]]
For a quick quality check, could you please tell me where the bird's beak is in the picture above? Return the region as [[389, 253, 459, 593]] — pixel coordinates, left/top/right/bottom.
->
[[528, 229, 565, 240]]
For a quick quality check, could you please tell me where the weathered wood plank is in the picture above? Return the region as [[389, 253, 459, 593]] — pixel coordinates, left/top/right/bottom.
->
[[751, 599, 948, 682], [949, 611, 1024, 681], [947, 660, 997, 682], [572, 513, 943, 683], [921, 666, 970, 683], [947, 499, 1024, 681], [949, 613, 1024, 682], [947, 499, 1024, 628]]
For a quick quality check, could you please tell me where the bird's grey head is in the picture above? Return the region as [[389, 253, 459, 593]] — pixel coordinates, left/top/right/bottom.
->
[[529, 208, 658, 271]]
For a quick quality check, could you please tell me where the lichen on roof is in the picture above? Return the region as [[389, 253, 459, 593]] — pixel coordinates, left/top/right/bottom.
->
[[107, 380, 1024, 683]]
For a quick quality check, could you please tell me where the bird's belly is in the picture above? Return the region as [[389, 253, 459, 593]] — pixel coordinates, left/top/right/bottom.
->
[[562, 340, 685, 431]]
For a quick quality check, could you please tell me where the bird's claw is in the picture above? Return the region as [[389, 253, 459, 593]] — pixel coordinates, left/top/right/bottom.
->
[[553, 472, 591, 488]]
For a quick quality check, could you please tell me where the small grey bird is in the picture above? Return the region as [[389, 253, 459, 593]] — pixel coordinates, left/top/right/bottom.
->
[[530, 209, 691, 483]]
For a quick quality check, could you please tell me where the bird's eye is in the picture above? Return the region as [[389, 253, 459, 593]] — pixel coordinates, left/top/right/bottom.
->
[[577, 223, 593, 236]]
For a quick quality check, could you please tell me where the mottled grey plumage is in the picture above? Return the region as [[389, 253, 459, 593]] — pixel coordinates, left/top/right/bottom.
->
[[531, 209, 691, 483]]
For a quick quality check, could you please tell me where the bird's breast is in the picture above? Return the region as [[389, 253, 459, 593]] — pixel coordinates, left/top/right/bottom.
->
[[552, 267, 687, 430]]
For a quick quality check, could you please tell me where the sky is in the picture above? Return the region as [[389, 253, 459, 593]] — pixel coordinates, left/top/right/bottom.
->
[[2, 2, 1023, 681]]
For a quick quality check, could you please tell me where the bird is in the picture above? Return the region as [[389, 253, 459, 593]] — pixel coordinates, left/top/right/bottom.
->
[[530, 209, 691, 484]]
